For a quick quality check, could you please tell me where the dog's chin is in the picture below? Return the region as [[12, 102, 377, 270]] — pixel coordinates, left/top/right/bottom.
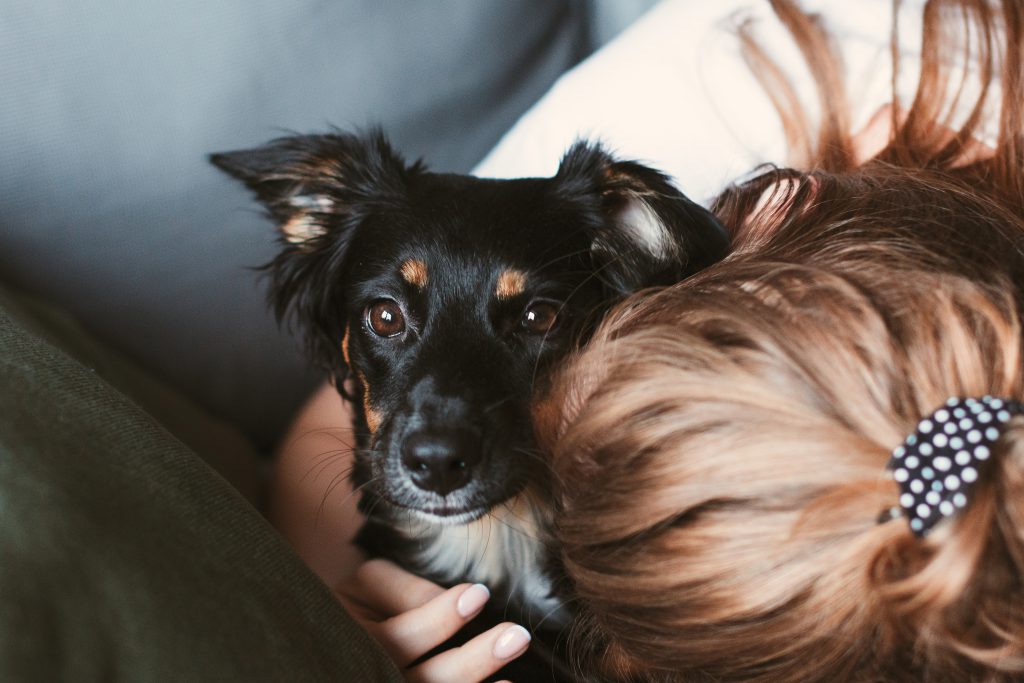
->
[[405, 506, 490, 526], [376, 489, 493, 526]]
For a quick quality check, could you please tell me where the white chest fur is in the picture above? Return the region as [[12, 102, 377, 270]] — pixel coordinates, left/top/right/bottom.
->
[[399, 495, 569, 626]]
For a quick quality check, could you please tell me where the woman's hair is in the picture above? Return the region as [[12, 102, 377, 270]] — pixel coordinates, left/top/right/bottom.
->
[[547, 1, 1024, 681]]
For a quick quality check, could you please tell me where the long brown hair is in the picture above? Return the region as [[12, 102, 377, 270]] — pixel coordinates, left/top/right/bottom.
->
[[547, 1, 1024, 681]]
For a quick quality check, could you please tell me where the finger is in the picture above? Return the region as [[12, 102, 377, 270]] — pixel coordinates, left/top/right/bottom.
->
[[377, 582, 493, 666], [343, 558, 445, 616], [334, 590, 383, 623], [406, 623, 532, 683]]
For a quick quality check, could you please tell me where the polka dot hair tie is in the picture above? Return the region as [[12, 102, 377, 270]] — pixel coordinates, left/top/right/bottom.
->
[[884, 396, 1024, 537]]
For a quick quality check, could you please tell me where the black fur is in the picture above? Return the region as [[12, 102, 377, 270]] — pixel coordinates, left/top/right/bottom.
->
[[212, 130, 728, 680]]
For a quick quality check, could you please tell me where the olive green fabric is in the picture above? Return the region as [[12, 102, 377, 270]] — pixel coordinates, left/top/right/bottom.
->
[[0, 301, 403, 682], [0, 286, 265, 503]]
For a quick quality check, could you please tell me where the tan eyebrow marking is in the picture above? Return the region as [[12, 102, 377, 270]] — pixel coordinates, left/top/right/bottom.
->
[[400, 259, 429, 289], [495, 269, 527, 300]]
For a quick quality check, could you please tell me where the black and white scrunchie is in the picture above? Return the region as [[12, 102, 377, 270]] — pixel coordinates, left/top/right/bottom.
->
[[885, 396, 1024, 537]]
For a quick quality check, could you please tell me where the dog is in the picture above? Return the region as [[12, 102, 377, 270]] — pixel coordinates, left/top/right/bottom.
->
[[212, 131, 727, 676]]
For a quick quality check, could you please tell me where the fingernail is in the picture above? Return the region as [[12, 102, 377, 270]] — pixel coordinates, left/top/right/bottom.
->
[[456, 583, 490, 618], [493, 624, 531, 660]]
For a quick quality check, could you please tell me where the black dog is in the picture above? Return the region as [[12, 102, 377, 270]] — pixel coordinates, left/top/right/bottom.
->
[[212, 131, 727, 677]]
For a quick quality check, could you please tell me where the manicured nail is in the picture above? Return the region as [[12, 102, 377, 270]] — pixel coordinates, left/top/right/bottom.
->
[[493, 624, 531, 660], [456, 583, 490, 618]]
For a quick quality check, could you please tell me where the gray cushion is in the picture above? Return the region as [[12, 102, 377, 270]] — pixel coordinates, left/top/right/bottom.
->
[[0, 1, 585, 450]]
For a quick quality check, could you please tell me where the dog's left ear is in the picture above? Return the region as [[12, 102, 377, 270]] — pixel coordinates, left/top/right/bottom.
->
[[555, 142, 729, 293]]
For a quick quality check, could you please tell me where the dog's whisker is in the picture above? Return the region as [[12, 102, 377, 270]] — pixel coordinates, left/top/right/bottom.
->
[[297, 425, 357, 437], [357, 487, 387, 527], [485, 500, 544, 544], [317, 471, 353, 512], [467, 515, 482, 575], [336, 472, 375, 510], [509, 446, 568, 490], [301, 448, 355, 481], [509, 444, 555, 471], [305, 445, 352, 463], [401, 507, 417, 539], [302, 454, 343, 482], [482, 394, 516, 415], [530, 244, 595, 273], [285, 425, 356, 451], [304, 456, 353, 487], [315, 469, 372, 528]]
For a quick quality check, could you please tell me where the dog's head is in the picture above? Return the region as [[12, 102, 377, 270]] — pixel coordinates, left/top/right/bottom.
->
[[212, 132, 727, 523]]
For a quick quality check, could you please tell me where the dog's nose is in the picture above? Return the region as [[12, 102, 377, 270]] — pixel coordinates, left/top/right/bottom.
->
[[400, 430, 481, 496]]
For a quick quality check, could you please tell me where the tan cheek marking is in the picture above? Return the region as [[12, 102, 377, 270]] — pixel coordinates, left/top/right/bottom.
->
[[495, 269, 527, 300], [341, 325, 351, 367], [531, 390, 561, 453], [365, 405, 382, 434], [356, 370, 382, 434], [401, 259, 429, 289]]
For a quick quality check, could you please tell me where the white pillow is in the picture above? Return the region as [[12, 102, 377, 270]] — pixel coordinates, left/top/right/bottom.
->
[[475, 0, 925, 204]]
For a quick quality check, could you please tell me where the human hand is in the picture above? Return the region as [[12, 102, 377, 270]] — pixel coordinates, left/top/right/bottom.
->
[[336, 558, 532, 683]]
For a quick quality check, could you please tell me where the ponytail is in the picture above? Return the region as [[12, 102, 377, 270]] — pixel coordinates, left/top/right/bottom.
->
[[869, 418, 1024, 674]]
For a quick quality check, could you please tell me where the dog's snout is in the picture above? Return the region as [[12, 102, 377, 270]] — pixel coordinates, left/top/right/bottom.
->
[[401, 430, 481, 496]]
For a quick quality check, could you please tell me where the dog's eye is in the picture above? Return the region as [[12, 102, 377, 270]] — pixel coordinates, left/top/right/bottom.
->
[[521, 301, 560, 335], [366, 300, 406, 338]]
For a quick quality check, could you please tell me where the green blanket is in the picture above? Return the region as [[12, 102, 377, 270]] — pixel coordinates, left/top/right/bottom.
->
[[0, 296, 402, 681]]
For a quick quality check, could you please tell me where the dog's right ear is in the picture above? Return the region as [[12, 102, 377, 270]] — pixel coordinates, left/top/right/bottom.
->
[[210, 131, 414, 250], [211, 132, 417, 371], [554, 142, 730, 295]]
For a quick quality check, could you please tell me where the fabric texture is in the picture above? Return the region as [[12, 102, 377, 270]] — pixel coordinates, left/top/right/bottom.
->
[[0, 0, 587, 451], [0, 299, 402, 681], [0, 284, 265, 503]]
